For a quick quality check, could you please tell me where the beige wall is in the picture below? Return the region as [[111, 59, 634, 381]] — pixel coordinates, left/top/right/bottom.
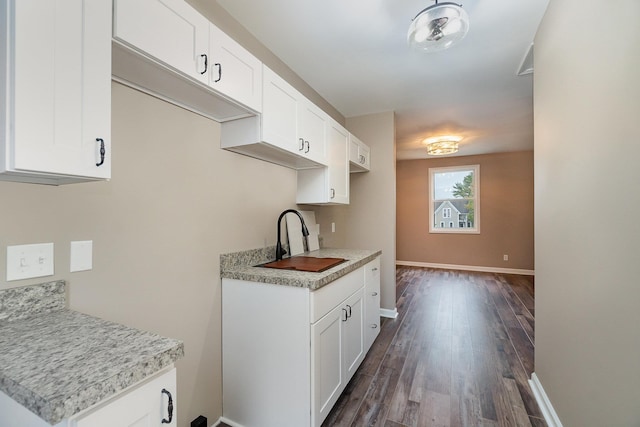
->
[[0, 83, 299, 425], [534, 0, 640, 425], [310, 111, 397, 311], [396, 151, 534, 271]]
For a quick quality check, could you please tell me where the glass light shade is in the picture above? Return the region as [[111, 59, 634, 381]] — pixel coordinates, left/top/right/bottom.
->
[[408, 2, 470, 52], [424, 135, 462, 155]]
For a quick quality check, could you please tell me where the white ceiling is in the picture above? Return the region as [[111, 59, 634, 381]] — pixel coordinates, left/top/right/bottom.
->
[[216, 0, 550, 160]]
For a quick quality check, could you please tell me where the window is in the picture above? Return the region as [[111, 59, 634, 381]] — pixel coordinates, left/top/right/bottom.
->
[[429, 165, 479, 234]]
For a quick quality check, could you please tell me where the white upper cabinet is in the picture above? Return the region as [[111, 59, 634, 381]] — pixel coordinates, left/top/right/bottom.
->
[[261, 66, 301, 155], [221, 65, 328, 169], [112, 0, 259, 122], [298, 98, 328, 165], [113, 0, 209, 84], [349, 134, 371, 172], [297, 119, 349, 204], [262, 66, 327, 166], [0, 0, 112, 185], [209, 24, 262, 113]]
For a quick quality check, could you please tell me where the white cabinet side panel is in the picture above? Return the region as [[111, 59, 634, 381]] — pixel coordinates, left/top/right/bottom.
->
[[222, 279, 311, 427]]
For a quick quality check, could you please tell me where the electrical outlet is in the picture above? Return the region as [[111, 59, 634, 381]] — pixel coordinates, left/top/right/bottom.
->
[[70, 240, 93, 272], [6, 243, 54, 281], [503, 254, 509, 261]]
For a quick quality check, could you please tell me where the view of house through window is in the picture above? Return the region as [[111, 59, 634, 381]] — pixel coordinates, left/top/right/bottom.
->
[[429, 165, 479, 233]]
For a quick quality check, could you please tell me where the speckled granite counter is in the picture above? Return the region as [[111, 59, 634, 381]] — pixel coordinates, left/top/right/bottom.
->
[[0, 281, 184, 425], [221, 247, 381, 290]]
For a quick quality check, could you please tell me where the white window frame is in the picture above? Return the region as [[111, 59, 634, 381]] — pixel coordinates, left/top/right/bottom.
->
[[429, 164, 480, 234]]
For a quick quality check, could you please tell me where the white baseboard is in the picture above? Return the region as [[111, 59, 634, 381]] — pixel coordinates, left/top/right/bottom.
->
[[396, 260, 535, 276], [380, 308, 398, 319], [529, 373, 563, 427], [214, 417, 244, 427]]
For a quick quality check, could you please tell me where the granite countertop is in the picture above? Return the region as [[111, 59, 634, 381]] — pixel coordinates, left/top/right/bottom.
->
[[221, 247, 382, 290], [0, 281, 184, 425]]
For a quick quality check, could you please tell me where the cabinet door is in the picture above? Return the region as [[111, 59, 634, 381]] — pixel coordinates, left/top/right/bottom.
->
[[364, 257, 381, 352], [209, 24, 262, 112], [349, 139, 360, 164], [10, 0, 111, 179], [311, 305, 343, 427], [327, 121, 349, 204], [359, 143, 371, 169], [73, 368, 177, 427], [113, 0, 209, 84], [348, 134, 370, 173], [298, 99, 327, 165], [262, 66, 300, 154], [342, 289, 365, 382]]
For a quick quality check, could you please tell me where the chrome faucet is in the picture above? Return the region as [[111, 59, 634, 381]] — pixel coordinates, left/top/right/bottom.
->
[[276, 209, 310, 261]]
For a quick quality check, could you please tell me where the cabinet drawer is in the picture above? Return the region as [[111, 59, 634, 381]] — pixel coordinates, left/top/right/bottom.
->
[[310, 267, 364, 323]]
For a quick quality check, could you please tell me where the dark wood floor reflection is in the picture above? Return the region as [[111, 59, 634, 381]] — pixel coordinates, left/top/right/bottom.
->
[[322, 267, 546, 427]]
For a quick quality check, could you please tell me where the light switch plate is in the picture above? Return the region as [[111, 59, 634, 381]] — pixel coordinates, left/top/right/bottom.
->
[[70, 240, 93, 272], [6, 243, 54, 281]]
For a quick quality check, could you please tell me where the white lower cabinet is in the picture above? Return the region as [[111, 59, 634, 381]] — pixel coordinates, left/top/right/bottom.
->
[[364, 256, 381, 352], [311, 288, 364, 426], [222, 261, 378, 427], [0, 367, 176, 427], [73, 368, 177, 427]]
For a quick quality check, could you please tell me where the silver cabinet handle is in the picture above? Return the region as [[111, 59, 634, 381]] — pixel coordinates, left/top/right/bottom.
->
[[342, 308, 348, 322], [372, 267, 378, 272], [330, 188, 335, 199], [371, 324, 378, 329], [299, 138, 305, 151], [214, 63, 222, 82], [305, 140, 310, 153], [371, 292, 378, 296]]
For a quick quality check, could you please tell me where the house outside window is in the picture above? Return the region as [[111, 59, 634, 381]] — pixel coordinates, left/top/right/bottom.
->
[[430, 165, 480, 234]]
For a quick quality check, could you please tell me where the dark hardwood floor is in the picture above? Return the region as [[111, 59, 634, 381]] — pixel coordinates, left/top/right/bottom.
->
[[322, 267, 545, 427]]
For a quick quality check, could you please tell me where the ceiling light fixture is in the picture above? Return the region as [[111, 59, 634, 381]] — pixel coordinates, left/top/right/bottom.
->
[[407, 1, 470, 53], [423, 136, 463, 155]]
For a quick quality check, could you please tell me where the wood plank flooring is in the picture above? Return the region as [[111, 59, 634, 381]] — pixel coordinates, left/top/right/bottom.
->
[[322, 267, 545, 427]]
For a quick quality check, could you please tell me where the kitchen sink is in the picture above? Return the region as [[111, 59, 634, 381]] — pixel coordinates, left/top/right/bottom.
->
[[258, 256, 347, 273]]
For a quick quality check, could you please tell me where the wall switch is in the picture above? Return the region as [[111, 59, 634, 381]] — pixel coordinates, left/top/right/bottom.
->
[[503, 254, 509, 261], [6, 243, 54, 281], [70, 240, 93, 272], [331, 222, 335, 233]]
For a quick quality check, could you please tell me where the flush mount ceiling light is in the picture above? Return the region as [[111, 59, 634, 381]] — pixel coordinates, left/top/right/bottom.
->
[[423, 135, 463, 155], [407, 1, 470, 52]]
